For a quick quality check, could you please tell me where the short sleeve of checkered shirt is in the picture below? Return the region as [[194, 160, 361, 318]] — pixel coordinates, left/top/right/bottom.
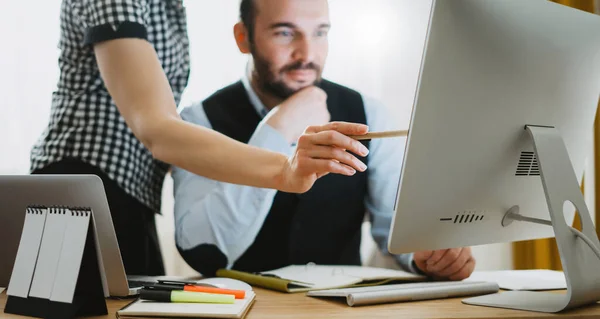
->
[[73, 0, 151, 45]]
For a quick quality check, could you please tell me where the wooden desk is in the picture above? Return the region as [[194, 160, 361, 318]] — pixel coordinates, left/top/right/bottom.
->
[[2, 289, 600, 319]]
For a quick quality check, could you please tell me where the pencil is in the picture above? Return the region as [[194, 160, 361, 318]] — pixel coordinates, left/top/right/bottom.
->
[[348, 130, 408, 140]]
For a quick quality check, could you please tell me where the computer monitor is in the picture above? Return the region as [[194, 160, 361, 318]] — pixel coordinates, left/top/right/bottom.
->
[[388, 0, 600, 313]]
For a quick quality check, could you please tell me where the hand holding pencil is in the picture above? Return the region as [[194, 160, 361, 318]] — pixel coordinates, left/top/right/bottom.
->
[[348, 129, 408, 140]]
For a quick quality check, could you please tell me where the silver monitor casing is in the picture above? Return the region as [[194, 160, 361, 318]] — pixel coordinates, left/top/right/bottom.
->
[[389, 0, 600, 255], [388, 0, 600, 313]]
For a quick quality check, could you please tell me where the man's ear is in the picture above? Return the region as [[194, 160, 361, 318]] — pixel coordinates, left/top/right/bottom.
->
[[234, 22, 251, 54]]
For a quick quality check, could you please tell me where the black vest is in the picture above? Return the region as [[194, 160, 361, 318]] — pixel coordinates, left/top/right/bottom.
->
[[203, 80, 370, 273]]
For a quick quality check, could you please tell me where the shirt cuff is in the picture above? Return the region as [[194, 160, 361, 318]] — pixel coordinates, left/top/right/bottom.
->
[[248, 120, 293, 156], [395, 252, 425, 275], [83, 22, 148, 46], [76, 0, 150, 45]]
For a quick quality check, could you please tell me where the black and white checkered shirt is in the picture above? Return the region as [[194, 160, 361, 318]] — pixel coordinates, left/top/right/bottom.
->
[[31, 0, 190, 212]]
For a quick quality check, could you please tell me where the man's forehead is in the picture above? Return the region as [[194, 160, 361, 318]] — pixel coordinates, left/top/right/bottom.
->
[[254, 0, 330, 26]]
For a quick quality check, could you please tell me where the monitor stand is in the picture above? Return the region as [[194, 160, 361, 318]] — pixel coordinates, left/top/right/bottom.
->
[[462, 125, 600, 313]]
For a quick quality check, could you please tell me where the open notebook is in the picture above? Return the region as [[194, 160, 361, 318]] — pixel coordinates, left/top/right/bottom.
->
[[217, 265, 425, 293], [116, 291, 256, 319]]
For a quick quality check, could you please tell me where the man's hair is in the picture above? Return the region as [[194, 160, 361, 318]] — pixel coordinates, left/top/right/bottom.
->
[[240, 0, 257, 43]]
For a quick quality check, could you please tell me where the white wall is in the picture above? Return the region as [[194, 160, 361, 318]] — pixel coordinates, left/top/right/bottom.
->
[[0, 1, 60, 174], [1, 0, 514, 276]]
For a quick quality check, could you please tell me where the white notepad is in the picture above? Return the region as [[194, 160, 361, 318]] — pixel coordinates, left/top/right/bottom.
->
[[117, 291, 256, 319]]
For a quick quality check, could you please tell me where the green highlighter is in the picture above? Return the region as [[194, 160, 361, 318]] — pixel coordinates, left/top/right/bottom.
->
[[140, 288, 235, 304]]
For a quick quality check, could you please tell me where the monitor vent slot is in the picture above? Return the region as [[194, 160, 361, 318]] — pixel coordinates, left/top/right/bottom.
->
[[515, 151, 540, 176], [443, 214, 485, 223]]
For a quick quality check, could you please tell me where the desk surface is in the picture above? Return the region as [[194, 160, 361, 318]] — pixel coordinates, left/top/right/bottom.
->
[[2, 289, 600, 319]]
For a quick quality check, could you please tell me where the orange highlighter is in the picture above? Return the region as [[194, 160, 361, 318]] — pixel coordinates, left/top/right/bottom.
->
[[150, 280, 246, 299]]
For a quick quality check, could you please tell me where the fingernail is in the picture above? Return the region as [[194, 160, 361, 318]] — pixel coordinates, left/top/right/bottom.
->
[[358, 161, 367, 171], [347, 168, 356, 175], [359, 144, 369, 156]]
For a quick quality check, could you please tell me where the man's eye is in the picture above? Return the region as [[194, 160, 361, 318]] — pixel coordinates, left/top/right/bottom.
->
[[275, 31, 293, 37], [316, 30, 328, 37]]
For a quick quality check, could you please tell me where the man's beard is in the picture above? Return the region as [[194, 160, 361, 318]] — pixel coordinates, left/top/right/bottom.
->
[[251, 47, 322, 99]]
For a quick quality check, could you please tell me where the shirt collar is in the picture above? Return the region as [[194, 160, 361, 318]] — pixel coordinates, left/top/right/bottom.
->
[[241, 72, 270, 119]]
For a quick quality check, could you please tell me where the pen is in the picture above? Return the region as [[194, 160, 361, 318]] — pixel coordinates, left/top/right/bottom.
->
[[348, 129, 408, 140], [140, 288, 235, 304], [150, 281, 246, 299]]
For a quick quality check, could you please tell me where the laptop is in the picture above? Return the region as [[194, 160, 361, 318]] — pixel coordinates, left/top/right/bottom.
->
[[0, 175, 159, 297]]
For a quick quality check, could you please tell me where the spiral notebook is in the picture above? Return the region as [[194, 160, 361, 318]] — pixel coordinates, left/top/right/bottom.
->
[[5, 205, 108, 318]]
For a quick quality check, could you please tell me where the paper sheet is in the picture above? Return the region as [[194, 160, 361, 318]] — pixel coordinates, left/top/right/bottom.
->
[[50, 210, 91, 303], [466, 270, 566, 290], [7, 208, 47, 298], [0, 288, 5, 294], [29, 210, 69, 299], [261, 265, 423, 290]]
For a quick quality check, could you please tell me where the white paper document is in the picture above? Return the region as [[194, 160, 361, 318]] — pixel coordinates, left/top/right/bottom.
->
[[261, 265, 424, 291], [465, 270, 566, 291]]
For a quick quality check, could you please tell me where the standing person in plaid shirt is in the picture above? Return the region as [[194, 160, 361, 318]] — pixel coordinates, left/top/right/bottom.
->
[[31, 0, 370, 276]]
